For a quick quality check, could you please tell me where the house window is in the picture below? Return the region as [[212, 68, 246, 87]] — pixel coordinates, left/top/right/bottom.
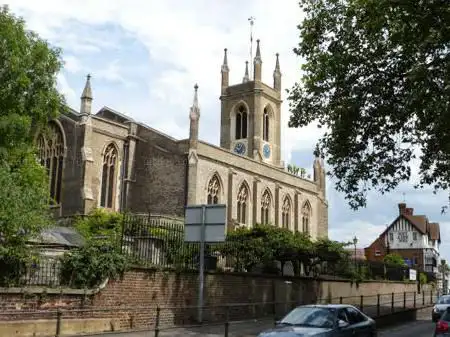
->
[[237, 183, 249, 224], [263, 107, 269, 141], [37, 122, 65, 204], [302, 202, 312, 234], [100, 143, 118, 209], [281, 196, 291, 228], [398, 232, 408, 242], [235, 105, 248, 140], [375, 250, 381, 257], [413, 232, 417, 241], [207, 174, 220, 204], [389, 233, 394, 241], [261, 189, 271, 225]]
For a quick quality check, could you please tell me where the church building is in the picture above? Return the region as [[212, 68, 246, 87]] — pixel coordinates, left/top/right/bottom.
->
[[36, 40, 329, 239]]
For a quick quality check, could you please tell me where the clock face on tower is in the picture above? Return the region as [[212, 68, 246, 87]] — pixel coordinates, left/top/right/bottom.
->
[[263, 143, 271, 159], [233, 142, 246, 155]]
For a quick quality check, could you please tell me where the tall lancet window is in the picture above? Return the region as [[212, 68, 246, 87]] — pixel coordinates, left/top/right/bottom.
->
[[100, 143, 118, 209], [261, 189, 271, 225], [302, 201, 312, 234], [235, 105, 248, 139], [263, 107, 269, 141], [37, 122, 65, 204], [237, 183, 249, 224], [281, 196, 291, 229], [207, 174, 220, 204]]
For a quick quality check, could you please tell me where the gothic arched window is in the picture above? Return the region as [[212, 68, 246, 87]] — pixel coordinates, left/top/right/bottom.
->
[[100, 143, 118, 209], [263, 107, 269, 142], [237, 182, 249, 224], [235, 105, 248, 140], [302, 201, 312, 234], [282, 196, 291, 228], [261, 189, 271, 224], [207, 174, 221, 204], [37, 122, 65, 204]]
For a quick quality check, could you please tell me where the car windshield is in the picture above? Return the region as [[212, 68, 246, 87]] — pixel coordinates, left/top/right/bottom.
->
[[438, 297, 450, 304], [279, 307, 335, 328]]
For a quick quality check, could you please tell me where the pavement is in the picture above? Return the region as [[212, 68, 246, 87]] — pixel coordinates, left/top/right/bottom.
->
[[77, 309, 436, 337]]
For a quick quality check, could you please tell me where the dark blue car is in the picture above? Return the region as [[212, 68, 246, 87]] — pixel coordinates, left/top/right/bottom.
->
[[257, 304, 377, 337]]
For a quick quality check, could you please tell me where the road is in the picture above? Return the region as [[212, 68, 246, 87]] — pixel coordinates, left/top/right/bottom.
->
[[78, 317, 436, 337], [378, 318, 435, 337]]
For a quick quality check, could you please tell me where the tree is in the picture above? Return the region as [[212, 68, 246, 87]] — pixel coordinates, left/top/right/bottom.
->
[[383, 253, 406, 267], [287, 0, 450, 209], [0, 5, 65, 282]]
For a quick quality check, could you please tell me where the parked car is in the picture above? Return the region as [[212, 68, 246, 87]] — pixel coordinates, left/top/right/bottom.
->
[[432, 295, 450, 322], [257, 304, 377, 337], [434, 307, 450, 336]]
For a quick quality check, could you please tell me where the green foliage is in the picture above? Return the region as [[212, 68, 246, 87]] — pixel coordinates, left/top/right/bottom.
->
[[59, 243, 128, 288], [287, 0, 450, 209], [0, 6, 64, 284], [287, 164, 307, 178], [217, 224, 349, 276], [383, 253, 406, 266], [0, 5, 65, 152], [59, 209, 128, 288], [419, 272, 428, 285], [74, 208, 123, 246]]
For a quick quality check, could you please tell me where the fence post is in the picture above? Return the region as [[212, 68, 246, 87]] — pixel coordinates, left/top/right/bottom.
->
[[391, 292, 394, 313], [376, 294, 380, 317], [154, 306, 161, 337], [403, 292, 406, 310], [224, 305, 230, 337], [413, 292, 416, 308], [339, 296, 343, 304], [423, 291, 425, 305], [430, 290, 433, 305], [360, 295, 364, 311], [55, 309, 62, 337]]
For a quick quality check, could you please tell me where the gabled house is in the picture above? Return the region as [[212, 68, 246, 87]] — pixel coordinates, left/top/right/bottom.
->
[[365, 203, 441, 277]]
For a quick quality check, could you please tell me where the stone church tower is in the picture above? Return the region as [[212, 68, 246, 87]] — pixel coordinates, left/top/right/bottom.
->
[[219, 40, 283, 168], [39, 39, 328, 239]]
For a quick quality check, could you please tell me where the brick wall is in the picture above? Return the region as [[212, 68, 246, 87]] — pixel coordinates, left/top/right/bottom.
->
[[0, 269, 420, 334]]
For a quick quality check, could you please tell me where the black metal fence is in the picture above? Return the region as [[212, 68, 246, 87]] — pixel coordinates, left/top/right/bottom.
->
[[0, 290, 436, 337], [12, 214, 433, 286], [119, 214, 421, 281]]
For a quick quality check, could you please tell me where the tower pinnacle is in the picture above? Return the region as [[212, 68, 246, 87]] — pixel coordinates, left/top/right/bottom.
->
[[80, 74, 93, 114], [243, 61, 250, 83], [253, 40, 262, 81]]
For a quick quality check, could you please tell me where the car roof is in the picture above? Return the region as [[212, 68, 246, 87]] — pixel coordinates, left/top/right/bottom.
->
[[299, 304, 357, 309]]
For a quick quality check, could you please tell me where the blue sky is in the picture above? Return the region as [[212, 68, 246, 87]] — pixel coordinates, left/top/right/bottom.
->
[[8, 0, 450, 258]]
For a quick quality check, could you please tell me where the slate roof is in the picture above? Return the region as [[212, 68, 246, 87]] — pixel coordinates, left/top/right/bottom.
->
[[28, 226, 85, 248]]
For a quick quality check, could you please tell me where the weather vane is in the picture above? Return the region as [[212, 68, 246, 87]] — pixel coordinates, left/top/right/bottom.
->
[[248, 16, 255, 76]]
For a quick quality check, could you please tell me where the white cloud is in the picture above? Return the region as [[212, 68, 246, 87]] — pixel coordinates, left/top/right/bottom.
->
[[62, 55, 83, 74], [9, 0, 319, 162], [56, 73, 76, 104], [329, 220, 386, 249]]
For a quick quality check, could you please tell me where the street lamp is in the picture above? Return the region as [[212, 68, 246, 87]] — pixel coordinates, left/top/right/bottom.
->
[[353, 236, 358, 268]]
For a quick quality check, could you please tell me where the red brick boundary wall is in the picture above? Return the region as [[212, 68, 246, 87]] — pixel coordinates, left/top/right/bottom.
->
[[0, 268, 423, 335]]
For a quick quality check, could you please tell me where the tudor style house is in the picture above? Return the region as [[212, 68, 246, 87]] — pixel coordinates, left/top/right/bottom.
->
[[35, 40, 329, 239], [365, 203, 441, 277]]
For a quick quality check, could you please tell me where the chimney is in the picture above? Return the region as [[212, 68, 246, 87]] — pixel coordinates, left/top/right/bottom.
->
[[398, 203, 406, 215], [405, 207, 414, 216]]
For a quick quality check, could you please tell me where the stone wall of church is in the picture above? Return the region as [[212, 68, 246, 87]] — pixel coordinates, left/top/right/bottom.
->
[[127, 127, 189, 217], [58, 117, 85, 217], [87, 117, 128, 212], [195, 142, 322, 237]]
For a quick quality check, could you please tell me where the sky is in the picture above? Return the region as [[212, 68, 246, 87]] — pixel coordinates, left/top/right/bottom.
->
[[7, 0, 450, 259]]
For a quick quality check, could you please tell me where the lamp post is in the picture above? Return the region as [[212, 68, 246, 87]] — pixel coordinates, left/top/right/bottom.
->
[[353, 236, 358, 269]]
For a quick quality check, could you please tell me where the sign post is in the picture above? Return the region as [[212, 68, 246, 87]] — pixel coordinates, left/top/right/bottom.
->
[[185, 204, 226, 323]]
